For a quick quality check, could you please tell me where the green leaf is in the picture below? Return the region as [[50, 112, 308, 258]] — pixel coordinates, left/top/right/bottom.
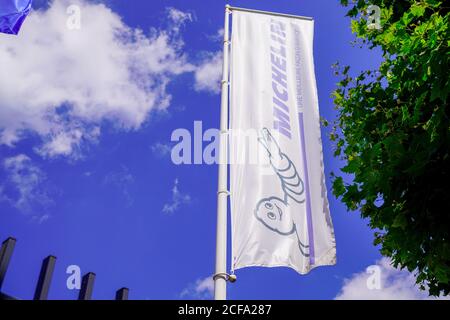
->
[[410, 4, 426, 18], [332, 176, 346, 197], [341, 159, 359, 173], [392, 214, 407, 229]]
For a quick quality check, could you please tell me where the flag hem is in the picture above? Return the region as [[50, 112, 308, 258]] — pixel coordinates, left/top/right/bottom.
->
[[233, 246, 337, 275]]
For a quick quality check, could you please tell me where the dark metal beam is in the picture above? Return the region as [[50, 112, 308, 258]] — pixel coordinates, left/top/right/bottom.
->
[[115, 287, 129, 300], [33, 255, 57, 300], [0, 237, 16, 290], [0, 292, 18, 300], [78, 272, 95, 300]]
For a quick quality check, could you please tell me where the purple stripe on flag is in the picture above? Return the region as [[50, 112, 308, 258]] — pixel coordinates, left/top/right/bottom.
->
[[298, 112, 315, 265]]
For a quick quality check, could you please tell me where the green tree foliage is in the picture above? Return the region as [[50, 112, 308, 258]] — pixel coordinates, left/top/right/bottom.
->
[[331, 0, 449, 296]]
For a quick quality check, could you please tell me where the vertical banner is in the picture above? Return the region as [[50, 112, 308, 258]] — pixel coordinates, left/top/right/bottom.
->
[[229, 10, 336, 274]]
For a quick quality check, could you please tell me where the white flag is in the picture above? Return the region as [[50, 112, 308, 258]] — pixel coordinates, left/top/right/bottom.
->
[[229, 10, 336, 274]]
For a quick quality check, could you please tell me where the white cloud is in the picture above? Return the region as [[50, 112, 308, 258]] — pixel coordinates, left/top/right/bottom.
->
[[103, 166, 135, 206], [180, 276, 214, 300], [167, 7, 193, 32], [206, 28, 224, 42], [0, 0, 195, 158], [36, 126, 100, 159], [31, 213, 51, 224], [83, 171, 94, 177], [335, 258, 450, 300], [151, 142, 172, 158], [194, 51, 223, 94], [162, 178, 191, 214], [1, 154, 53, 214]]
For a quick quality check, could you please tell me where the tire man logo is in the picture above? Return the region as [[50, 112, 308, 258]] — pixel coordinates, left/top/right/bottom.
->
[[254, 128, 310, 257]]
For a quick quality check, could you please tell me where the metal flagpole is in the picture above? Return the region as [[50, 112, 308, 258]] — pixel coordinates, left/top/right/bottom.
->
[[214, 4, 231, 301]]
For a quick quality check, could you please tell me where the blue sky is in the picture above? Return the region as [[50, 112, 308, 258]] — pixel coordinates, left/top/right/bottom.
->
[[0, 0, 432, 300]]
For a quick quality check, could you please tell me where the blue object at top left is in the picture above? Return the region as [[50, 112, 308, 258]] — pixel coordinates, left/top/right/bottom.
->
[[0, 0, 33, 35]]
